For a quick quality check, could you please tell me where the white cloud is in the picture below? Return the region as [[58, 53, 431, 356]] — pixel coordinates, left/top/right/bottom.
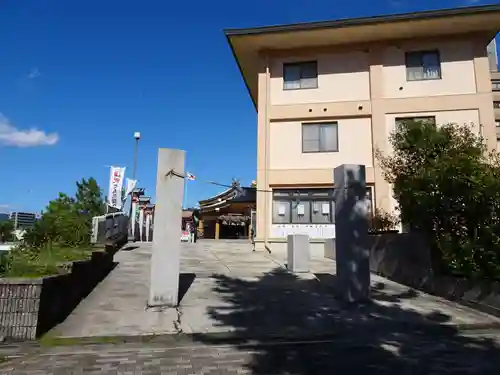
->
[[27, 67, 41, 80], [0, 113, 59, 147]]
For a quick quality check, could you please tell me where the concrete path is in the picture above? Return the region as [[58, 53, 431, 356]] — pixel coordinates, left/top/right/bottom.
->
[[51, 240, 500, 340]]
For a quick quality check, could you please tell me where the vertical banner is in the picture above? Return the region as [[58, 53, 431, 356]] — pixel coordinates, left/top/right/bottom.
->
[[108, 166, 126, 209], [183, 172, 196, 209], [125, 178, 137, 197]]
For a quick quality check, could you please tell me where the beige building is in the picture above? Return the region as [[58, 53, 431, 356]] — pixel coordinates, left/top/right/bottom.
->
[[225, 5, 500, 253], [490, 39, 500, 141], [494, 71, 500, 138]]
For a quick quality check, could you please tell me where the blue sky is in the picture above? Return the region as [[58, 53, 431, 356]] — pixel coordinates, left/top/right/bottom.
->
[[0, 0, 498, 212]]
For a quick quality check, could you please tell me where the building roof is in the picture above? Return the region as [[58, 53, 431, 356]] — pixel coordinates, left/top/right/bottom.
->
[[199, 186, 256, 213], [225, 4, 500, 107]]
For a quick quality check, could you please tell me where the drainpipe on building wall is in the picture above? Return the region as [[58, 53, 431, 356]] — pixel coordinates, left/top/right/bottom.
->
[[264, 54, 271, 253]]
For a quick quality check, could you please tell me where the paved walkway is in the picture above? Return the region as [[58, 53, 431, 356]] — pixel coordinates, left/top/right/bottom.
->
[[3, 240, 500, 373], [51, 240, 500, 339], [2, 331, 500, 374]]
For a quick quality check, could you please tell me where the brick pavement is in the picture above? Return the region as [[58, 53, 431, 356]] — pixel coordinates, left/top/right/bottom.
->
[[2, 331, 500, 374]]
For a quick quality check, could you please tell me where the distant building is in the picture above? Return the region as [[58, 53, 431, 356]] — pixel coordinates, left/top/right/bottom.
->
[[494, 71, 500, 142], [198, 186, 256, 240], [488, 39, 500, 145], [9, 212, 37, 230], [487, 38, 498, 72]]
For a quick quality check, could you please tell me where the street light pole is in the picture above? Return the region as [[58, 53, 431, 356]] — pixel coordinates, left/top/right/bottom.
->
[[128, 132, 141, 241], [132, 132, 140, 180]]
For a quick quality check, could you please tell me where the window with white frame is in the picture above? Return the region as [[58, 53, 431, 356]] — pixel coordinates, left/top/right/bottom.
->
[[272, 188, 374, 225], [302, 123, 338, 153], [405, 50, 441, 81], [493, 80, 500, 91], [283, 61, 318, 90], [494, 101, 500, 109]]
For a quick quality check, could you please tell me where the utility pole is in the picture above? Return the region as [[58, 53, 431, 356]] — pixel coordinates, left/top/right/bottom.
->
[[128, 132, 141, 241]]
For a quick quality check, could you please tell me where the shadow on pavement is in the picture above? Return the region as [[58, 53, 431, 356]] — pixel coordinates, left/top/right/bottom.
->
[[193, 267, 500, 374], [178, 273, 196, 305], [121, 245, 140, 251]]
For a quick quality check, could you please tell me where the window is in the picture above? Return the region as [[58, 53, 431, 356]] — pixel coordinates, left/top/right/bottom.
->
[[405, 50, 441, 81], [283, 61, 318, 90], [395, 116, 436, 129], [302, 123, 338, 153], [494, 101, 500, 109], [311, 199, 332, 224], [493, 80, 500, 91], [272, 189, 335, 225], [272, 196, 291, 224], [291, 201, 311, 224], [496, 120, 500, 128], [272, 188, 374, 225]]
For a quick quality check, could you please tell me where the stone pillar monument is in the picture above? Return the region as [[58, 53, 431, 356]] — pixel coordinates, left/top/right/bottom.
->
[[334, 164, 370, 303], [148, 148, 185, 307], [287, 234, 310, 273]]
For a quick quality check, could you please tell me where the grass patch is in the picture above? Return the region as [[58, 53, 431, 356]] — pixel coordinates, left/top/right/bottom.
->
[[38, 332, 170, 348], [0, 245, 100, 278], [39, 333, 124, 347]]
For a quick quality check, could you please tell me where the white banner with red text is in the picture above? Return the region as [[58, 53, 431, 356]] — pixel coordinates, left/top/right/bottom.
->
[[107, 166, 126, 209]]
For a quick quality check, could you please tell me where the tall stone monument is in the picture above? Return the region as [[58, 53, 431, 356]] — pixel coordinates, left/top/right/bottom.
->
[[334, 164, 370, 303], [148, 148, 185, 307]]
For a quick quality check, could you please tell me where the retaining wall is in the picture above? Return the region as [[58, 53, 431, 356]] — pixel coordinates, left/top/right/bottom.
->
[[367, 233, 500, 317], [0, 248, 116, 341]]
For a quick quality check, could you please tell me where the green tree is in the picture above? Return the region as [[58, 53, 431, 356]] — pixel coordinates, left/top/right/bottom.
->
[[0, 220, 14, 243], [377, 120, 500, 278], [45, 193, 76, 217], [75, 178, 106, 217], [23, 215, 58, 249], [21, 177, 105, 250]]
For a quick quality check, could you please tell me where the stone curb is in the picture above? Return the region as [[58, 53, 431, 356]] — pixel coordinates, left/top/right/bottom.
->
[[31, 320, 500, 349]]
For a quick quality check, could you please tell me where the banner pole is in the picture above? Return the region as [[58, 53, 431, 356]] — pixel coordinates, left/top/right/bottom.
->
[[183, 180, 188, 209]]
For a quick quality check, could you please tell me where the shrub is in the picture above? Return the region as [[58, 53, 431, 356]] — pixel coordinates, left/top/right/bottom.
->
[[0, 243, 96, 278], [369, 208, 400, 233], [377, 120, 500, 278]]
